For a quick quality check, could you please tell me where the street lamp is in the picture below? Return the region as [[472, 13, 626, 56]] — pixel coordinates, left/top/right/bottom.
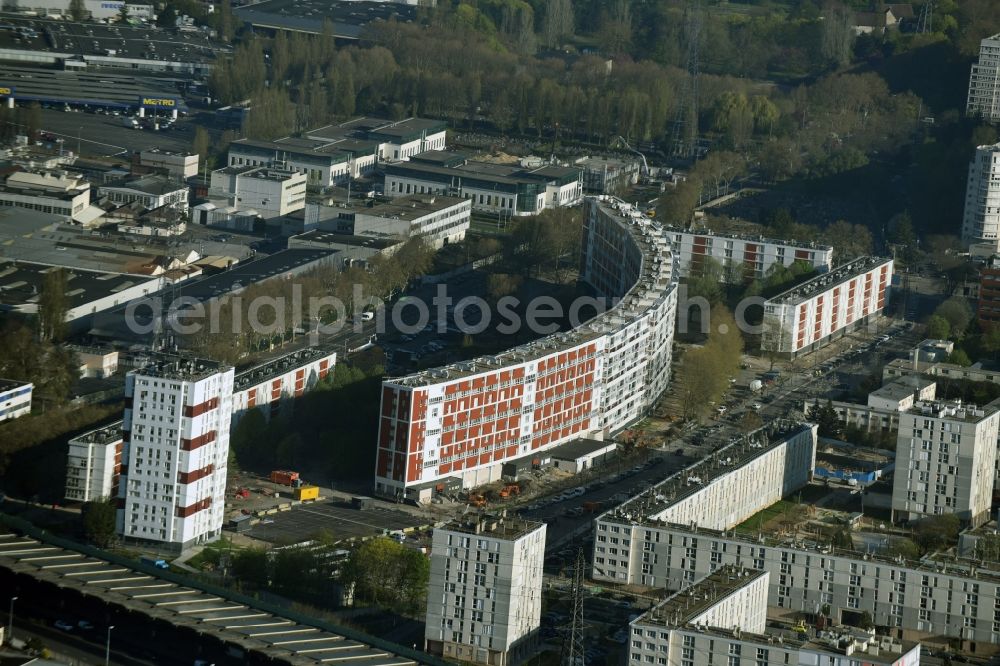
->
[[7, 596, 17, 645], [105, 625, 115, 666]]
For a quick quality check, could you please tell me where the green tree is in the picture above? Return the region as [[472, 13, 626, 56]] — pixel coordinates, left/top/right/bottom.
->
[[934, 297, 974, 338], [913, 513, 961, 554], [82, 497, 117, 548], [344, 537, 429, 613], [887, 537, 921, 560], [69, 0, 87, 21], [232, 548, 270, 587], [191, 126, 210, 164], [657, 175, 702, 225], [926, 315, 951, 340], [38, 268, 68, 342], [948, 349, 972, 367], [807, 399, 842, 438], [118, 1, 130, 23]]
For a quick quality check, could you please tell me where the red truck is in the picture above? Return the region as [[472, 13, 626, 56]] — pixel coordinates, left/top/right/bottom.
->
[[270, 470, 300, 486]]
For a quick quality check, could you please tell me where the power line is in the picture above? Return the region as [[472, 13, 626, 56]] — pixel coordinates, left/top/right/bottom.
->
[[561, 548, 587, 666], [669, 0, 703, 158]]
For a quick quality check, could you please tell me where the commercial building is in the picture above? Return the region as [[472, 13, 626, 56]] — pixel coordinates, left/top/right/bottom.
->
[[0, 260, 165, 334], [628, 567, 922, 666], [962, 143, 1000, 252], [351, 195, 471, 248], [0, 170, 95, 223], [374, 197, 677, 501], [233, 0, 419, 40], [137, 149, 199, 180], [231, 347, 337, 424], [287, 230, 402, 268], [65, 421, 123, 503], [891, 400, 1000, 527], [663, 228, 833, 282], [98, 175, 189, 215], [208, 166, 306, 220], [0, 20, 222, 75], [0, 379, 32, 422], [761, 256, 893, 358], [117, 357, 234, 550], [967, 33, 1000, 123], [9, 0, 154, 21], [576, 155, 641, 194], [424, 515, 546, 666], [383, 152, 583, 217], [225, 118, 446, 188]]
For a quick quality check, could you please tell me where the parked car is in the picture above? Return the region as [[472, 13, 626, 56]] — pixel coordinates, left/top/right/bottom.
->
[[54, 620, 74, 631]]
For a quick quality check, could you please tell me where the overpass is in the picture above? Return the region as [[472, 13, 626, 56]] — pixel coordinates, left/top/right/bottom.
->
[[0, 515, 445, 665]]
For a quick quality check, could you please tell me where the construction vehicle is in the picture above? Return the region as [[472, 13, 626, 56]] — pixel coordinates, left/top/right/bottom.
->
[[270, 470, 300, 486], [234, 488, 250, 499], [294, 485, 319, 501], [498, 484, 520, 500], [468, 494, 487, 507]]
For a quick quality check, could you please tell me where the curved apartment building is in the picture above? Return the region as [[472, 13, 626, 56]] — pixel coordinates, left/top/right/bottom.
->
[[374, 196, 678, 501]]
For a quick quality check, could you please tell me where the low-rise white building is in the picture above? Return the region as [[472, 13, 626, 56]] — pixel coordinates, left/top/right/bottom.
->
[[762, 256, 893, 358], [802, 377, 938, 434], [99, 175, 189, 214], [65, 421, 123, 503], [0, 379, 32, 422], [351, 195, 470, 248], [70, 345, 120, 379], [138, 149, 199, 180], [425, 515, 545, 666], [0, 170, 94, 223], [663, 228, 833, 282], [208, 166, 306, 220], [629, 567, 922, 666]]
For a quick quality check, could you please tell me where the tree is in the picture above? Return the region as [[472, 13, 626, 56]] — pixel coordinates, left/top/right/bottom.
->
[[913, 513, 961, 554], [657, 176, 702, 225], [948, 349, 972, 367], [344, 537, 429, 613], [232, 548, 270, 587], [807, 399, 842, 438], [820, 2, 854, 68], [191, 126, 210, 164], [69, 0, 87, 21], [887, 537, 920, 560], [118, 1, 130, 23], [934, 297, 974, 338], [82, 497, 117, 548], [543, 0, 575, 48], [926, 315, 951, 340], [38, 268, 68, 342]]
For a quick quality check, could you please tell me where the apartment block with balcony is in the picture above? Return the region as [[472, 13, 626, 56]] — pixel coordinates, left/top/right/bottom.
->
[[425, 515, 545, 666], [117, 357, 234, 551], [967, 33, 1000, 123], [962, 143, 1000, 253], [65, 421, 123, 503]]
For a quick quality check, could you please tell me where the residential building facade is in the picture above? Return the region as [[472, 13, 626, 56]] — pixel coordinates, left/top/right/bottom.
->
[[351, 195, 471, 248], [0, 379, 32, 421], [628, 567, 922, 666], [424, 516, 545, 666], [65, 421, 123, 503], [979, 255, 1000, 325], [891, 401, 1000, 527], [117, 357, 234, 550], [663, 228, 833, 282], [374, 197, 677, 501], [967, 33, 1000, 123], [962, 143, 1000, 251], [231, 348, 336, 424], [761, 257, 894, 357]]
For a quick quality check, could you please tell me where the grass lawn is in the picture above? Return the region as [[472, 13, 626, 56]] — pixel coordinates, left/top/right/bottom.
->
[[734, 499, 800, 534], [183, 537, 241, 571]]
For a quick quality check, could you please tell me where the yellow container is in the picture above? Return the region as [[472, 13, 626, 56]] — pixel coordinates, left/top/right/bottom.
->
[[295, 485, 319, 501]]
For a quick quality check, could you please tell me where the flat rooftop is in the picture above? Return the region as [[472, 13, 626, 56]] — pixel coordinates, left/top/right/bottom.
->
[[361, 195, 468, 220], [767, 256, 892, 305], [0, 259, 160, 310], [548, 437, 616, 461], [906, 399, 996, 423], [70, 420, 123, 446], [103, 176, 185, 195], [606, 421, 813, 524], [292, 230, 401, 250], [639, 565, 766, 626], [233, 0, 418, 39], [170, 249, 334, 304], [386, 196, 675, 387], [869, 376, 935, 403], [0, 378, 31, 392], [440, 514, 544, 542], [661, 225, 833, 254], [133, 354, 227, 382], [0, 15, 225, 65], [234, 347, 335, 392], [0, 64, 189, 110]]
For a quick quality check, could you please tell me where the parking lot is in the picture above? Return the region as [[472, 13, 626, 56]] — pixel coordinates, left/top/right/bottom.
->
[[246, 499, 432, 544]]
